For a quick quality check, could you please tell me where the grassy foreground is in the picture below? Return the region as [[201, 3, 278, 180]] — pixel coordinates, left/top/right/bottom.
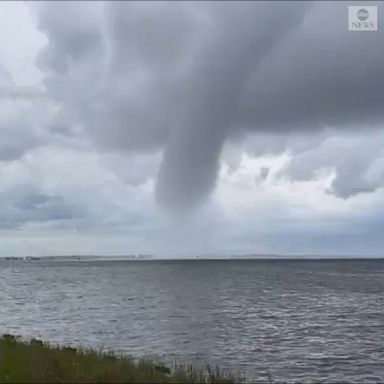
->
[[0, 334, 236, 383]]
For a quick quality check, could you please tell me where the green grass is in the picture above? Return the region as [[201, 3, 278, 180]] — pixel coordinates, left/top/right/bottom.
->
[[0, 334, 237, 383]]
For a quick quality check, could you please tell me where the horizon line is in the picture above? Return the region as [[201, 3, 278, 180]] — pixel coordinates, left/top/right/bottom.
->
[[1, 254, 383, 260]]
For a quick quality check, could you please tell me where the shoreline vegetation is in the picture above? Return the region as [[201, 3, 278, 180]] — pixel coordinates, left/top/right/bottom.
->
[[0, 334, 237, 383]]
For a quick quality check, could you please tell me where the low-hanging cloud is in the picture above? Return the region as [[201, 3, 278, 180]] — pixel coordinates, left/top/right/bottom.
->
[[33, 1, 384, 209]]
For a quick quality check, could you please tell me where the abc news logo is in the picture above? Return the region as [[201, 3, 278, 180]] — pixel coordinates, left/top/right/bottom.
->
[[348, 6, 378, 31]]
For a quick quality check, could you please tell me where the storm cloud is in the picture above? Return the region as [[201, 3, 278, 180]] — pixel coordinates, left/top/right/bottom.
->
[[31, 1, 384, 209], [0, 1, 383, 256]]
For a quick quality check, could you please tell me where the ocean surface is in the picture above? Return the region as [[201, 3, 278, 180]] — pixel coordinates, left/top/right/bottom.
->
[[0, 258, 383, 383]]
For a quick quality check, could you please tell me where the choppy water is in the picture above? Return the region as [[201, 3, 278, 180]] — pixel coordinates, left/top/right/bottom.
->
[[0, 259, 383, 383]]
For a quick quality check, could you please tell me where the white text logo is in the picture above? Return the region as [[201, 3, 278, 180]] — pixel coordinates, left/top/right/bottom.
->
[[348, 6, 378, 31]]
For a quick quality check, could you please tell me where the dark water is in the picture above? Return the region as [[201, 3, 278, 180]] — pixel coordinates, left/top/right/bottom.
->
[[0, 259, 383, 383]]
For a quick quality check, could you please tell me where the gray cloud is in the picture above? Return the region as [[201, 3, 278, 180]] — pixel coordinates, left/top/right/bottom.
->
[[0, 65, 13, 86], [238, 3, 384, 132], [282, 129, 384, 198], [31, 1, 384, 210], [0, 85, 45, 100], [0, 189, 83, 229], [4, 1, 384, 257]]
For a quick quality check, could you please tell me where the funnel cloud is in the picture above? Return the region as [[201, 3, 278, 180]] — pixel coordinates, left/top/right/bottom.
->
[[31, 2, 384, 209], [0, 1, 383, 256]]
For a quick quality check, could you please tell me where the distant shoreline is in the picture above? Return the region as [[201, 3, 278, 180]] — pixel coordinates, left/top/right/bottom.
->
[[0, 255, 383, 262]]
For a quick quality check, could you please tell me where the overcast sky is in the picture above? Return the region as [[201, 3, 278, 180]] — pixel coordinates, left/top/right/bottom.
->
[[0, 1, 383, 257]]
